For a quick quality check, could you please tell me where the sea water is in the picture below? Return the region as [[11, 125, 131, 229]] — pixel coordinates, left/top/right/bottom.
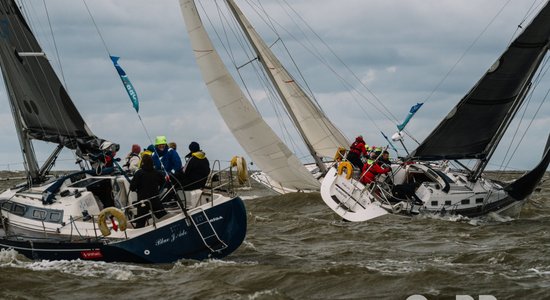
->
[[0, 172, 548, 299]]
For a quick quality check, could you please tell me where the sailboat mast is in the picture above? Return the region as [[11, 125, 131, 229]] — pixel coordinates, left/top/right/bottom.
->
[[470, 42, 550, 181], [2, 69, 40, 181], [224, 0, 327, 172]]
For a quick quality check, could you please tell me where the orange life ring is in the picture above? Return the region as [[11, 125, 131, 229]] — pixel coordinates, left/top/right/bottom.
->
[[98, 207, 127, 236], [337, 161, 353, 180]]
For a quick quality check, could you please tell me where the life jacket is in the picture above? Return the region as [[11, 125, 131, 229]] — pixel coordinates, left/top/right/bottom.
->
[[349, 141, 366, 155], [123, 153, 140, 168], [360, 159, 390, 184]]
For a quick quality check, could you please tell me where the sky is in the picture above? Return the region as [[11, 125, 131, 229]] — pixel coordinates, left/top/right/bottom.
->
[[0, 0, 548, 172]]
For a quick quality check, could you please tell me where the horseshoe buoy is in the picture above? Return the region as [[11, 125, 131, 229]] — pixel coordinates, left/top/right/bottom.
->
[[98, 207, 127, 236], [337, 161, 353, 180], [230, 156, 249, 185]]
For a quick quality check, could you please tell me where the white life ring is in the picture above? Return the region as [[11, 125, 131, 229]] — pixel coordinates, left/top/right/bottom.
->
[[98, 207, 127, 236], [392, 202, 404, 214]]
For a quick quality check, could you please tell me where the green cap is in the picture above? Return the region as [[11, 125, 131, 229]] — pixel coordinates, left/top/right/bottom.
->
[[155, 135, 167, 145]]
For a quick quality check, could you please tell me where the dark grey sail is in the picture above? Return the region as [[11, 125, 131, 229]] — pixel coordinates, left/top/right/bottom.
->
[[0, 0, 112, 173], [410, 2, 550, 170]]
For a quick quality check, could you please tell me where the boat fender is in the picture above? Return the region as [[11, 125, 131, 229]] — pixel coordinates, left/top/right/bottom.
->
[[98, 207, 127, 236], [230, 156, 249, 185], [337, 161, 353, 180]]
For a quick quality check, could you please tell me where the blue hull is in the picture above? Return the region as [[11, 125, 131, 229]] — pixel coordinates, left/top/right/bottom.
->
[[0, 197, 247, 263]]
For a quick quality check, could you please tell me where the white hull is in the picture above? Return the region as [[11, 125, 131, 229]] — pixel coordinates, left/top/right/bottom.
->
[[321, 162, 525, 222], [1, 173, 233, 242]]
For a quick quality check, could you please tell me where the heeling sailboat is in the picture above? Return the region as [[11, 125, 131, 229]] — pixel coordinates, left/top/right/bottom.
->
[[0, 0, 246, 263], [321, 1, 550, 222], [180, 0, 349, 194]]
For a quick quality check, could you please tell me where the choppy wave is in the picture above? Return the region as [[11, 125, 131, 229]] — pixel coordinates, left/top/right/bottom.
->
[[0, 249, 163, 281], [0, 172, 548, 299]]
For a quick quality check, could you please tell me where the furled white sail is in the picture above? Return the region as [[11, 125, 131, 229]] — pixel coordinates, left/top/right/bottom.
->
[[180, 0, 320, 191], [225, 0, 349, 159]]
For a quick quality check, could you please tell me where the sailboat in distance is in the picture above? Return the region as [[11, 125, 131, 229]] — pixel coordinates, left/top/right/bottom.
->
[[180, 0, 350, 194], [321, 1, 550, 221], [0, 0, 246, 262]]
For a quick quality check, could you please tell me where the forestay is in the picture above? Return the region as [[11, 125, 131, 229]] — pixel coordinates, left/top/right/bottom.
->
[[180, 0, 320, 191]]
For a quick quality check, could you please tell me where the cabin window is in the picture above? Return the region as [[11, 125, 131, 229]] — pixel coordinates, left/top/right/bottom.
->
[[445, 201, 452, 206], [1, 201, 12, 211], [431, 201, 438, 206], [476, 198, 484, 204], [49, 212, 62, 222], [461, 199, 470, 205], [12, 204, 26, 216], [32, 209, 47, 220]]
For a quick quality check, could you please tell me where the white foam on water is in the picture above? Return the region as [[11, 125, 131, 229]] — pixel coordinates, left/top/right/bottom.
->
[[252, 215, 271, 222], [242, 240, 257, 251], [174, 258, 258, 271], [25, 259, 163, 280], [0, 249, 164, 281], [529, 268, 550, 276], [240, 195, 260, 201], [247, 289, 281, 300], [0, 248, 21, 265]]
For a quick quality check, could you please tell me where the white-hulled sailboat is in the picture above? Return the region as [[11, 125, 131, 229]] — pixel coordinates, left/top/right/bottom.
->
[[180, 0, 349, 194], [321, 1, 550, 221], [0, 0, 246, 262]]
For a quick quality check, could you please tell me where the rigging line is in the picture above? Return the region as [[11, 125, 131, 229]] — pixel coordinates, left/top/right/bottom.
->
[[214, 0, 307, 152], [279, 0, 399, 123], [217, 0, 266, 114], [10, 2, 73, 150], [249, 0, 320, 106], [42, 0, 68, 90], [39, 0, 85, 166], [247, 0, 349, 142], [495, 56, 547, 171], [201, 1, 261, 113], [423, 0, 513, 104], [502, 59, 550, 171], [257, 1, 397, 125], [205, 0, 302, 154], [81, 0, 111, 56], [82, 0, 161, 172], [506, 0, 539, 45]]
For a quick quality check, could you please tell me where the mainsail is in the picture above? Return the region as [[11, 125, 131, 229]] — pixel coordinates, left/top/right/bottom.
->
[[411, 1, 550, 178], [0, 0, 113, 178], [180, 0, 320, 191], [224, 0, 349, 161]]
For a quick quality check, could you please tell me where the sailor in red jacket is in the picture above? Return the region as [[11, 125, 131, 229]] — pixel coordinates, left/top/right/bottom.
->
[[360, 154, 391, 185], [346, 135, 367, 168]]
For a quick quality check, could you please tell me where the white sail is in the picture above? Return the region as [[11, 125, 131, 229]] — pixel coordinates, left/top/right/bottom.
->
[[180, 0, 320, 191], [225, 0, 349, 159]]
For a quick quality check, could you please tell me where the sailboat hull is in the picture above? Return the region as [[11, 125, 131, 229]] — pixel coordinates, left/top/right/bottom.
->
[[320, 163, 533, 222], [0, 196, 247, 263]]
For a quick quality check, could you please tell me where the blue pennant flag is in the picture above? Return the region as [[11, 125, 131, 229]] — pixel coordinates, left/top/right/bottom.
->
[[397, 102, 423, 131], [110, 55, 139, 113], [380, 131, 398, 154]]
